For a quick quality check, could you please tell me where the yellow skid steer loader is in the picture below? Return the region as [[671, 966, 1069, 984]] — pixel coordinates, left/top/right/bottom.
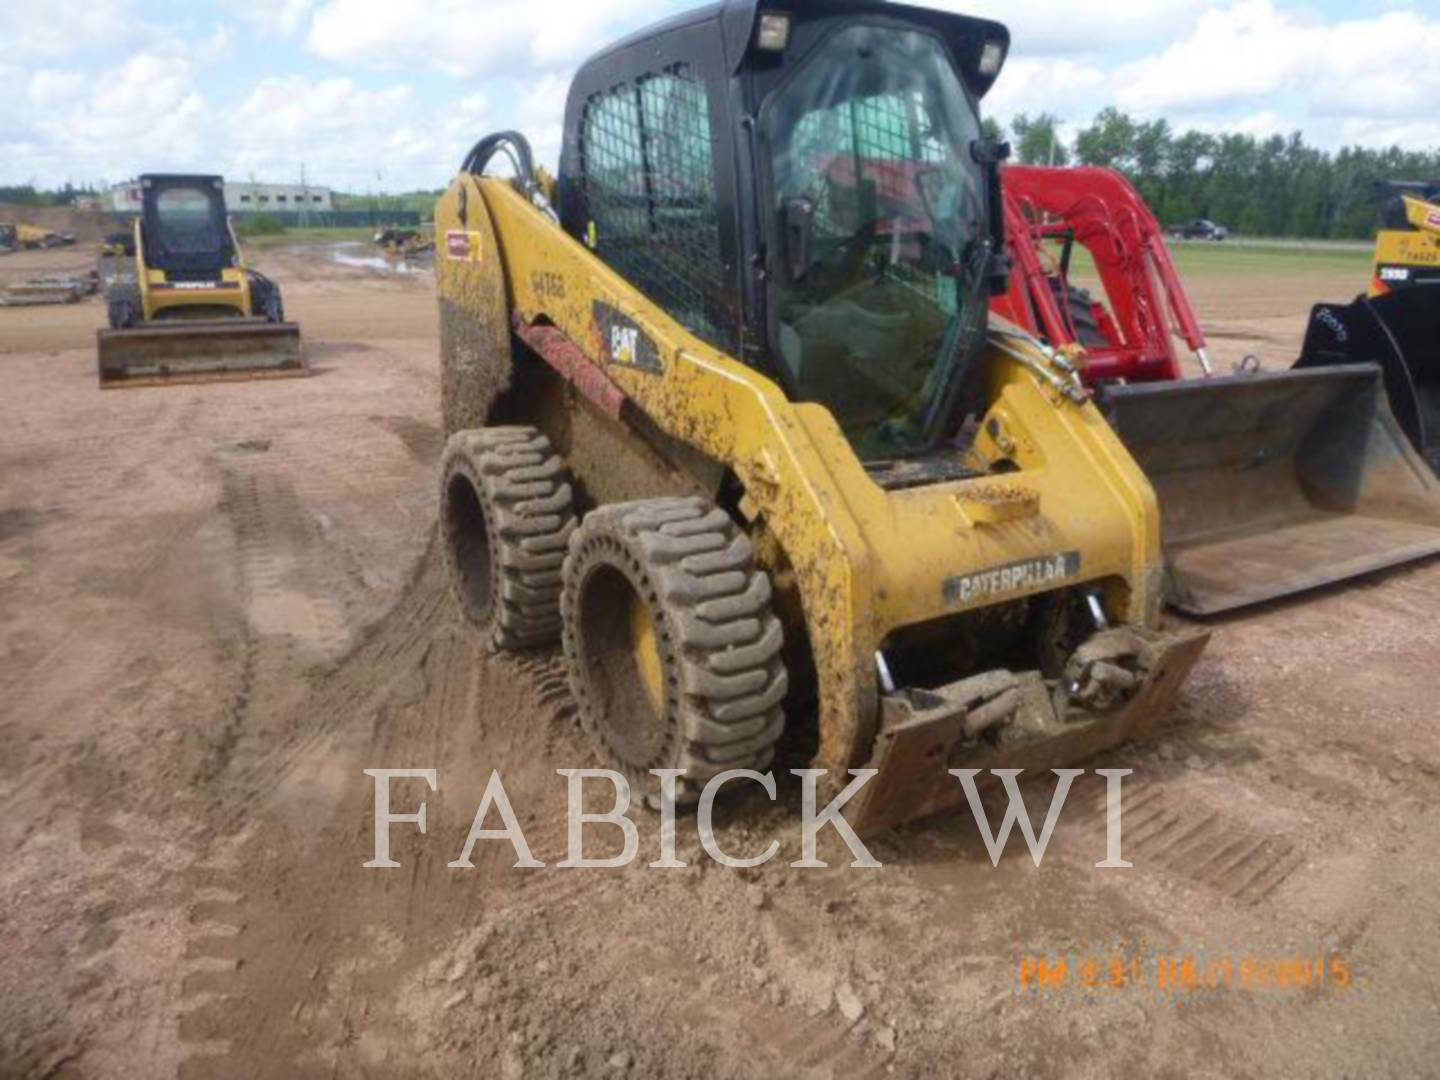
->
[[97, 174, 305, 388], [432, 0, 1213, 833]]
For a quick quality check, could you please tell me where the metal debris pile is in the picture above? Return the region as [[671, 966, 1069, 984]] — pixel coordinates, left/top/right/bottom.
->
[[0, 271, 99, 306]]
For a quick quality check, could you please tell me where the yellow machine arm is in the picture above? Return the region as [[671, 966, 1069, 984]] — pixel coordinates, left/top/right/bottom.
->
[[1404, 194, 1440, 236]]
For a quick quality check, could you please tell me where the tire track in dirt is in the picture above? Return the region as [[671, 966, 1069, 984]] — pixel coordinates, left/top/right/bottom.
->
[[176, 877, 246, 1072], [199, 537, 450, 836], [165, 534, 892, 1079], [171, 546, 586, 1077], [1065, 777, 1306, 906]]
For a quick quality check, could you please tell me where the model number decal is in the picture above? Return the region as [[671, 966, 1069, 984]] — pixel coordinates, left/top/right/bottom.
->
[[592, 301, 662, 374], [944, 552, 1082, 605], [531, 270, 565, 300], [1314, 306, 1348, 343]]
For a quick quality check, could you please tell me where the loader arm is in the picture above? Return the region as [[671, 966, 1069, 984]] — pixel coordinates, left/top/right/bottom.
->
[[996, 165, 1210, 382], [992, 167, 1440, 614], [1405, 194, 1440, 238]]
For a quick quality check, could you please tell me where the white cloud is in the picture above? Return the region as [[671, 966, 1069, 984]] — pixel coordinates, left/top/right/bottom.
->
[[306, 0, 663, 77], [222, 78, 497, 189], [0, 0, 140, 58], [1, 50, 488, 189], [228, 76, 419, 184], [979, 0, 1440, 151], [236, 0, 315, 37], [1117, 1, 1315, 113], [927, 0, 1210, 55], [192, 25, 238, 65], [26, 70, 89, 109], [1334, 116, 1440, 150], [985, 56, 1108, 119], [511, 73, 572, 171], [1116, 1, 1440, 125], [8, 50, 206, 184], [4, 0, 1440, 190]]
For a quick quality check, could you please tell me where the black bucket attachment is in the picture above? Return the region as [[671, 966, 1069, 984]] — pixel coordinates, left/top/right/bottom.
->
[[1296, 284, 1440, 476], [1100, 366, 1440, 615]]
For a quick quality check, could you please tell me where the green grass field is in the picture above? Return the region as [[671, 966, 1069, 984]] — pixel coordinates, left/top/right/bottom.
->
[[1164, 240, 1373, 278], [1057, 238, 1373, 284], [240, 226, 377, 248]]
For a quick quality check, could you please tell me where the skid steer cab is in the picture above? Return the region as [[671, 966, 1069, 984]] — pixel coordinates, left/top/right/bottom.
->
[[432, 0, 1208, 835], [97, 173, 305, 388]]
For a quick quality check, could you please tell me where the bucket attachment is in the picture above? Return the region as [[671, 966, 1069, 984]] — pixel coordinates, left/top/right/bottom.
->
[[847, 627, 1209, 835], [97, 318, 306, 388], [1099, 366, 1440, 615], [1296, 285, 1440, 477]]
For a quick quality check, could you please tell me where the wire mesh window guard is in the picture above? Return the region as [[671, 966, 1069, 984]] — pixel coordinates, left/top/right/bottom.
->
[[581, 65, 734, 353]]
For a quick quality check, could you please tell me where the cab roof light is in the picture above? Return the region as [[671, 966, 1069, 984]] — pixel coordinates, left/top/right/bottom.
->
[[756, 11, 792, 53], [979, 39, 1006, 77]]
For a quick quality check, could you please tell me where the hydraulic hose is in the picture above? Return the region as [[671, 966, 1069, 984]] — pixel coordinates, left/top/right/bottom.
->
[[461, 131, 539, 193]]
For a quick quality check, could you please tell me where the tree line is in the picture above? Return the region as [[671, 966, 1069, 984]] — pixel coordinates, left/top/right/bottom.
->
[[9, 108, 1440, 240], [988, 108, 1440, 240], [0, 182, 101, 208]]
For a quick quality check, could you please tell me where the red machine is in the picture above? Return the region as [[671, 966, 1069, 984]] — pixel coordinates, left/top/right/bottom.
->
[[994, 164, 1214, 382]]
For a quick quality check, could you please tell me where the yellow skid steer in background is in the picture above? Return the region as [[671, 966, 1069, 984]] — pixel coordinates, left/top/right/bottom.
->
[[97, 174, 305, 388]]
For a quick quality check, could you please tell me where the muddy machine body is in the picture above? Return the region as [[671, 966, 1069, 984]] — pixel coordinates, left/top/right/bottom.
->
[[433, 0, 1208, 831]]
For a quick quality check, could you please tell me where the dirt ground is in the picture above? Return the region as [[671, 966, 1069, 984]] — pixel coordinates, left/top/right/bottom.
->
[[2, 244, 1438, 1080]]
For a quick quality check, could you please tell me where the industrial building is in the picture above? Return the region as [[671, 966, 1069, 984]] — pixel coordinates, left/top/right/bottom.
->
[[108, 179, 334, 214]]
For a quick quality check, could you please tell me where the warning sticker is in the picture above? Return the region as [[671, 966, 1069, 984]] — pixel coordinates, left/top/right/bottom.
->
[[445, 230, 482, 261]]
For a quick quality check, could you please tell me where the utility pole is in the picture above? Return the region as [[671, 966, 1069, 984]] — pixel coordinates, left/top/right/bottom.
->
[[298, 161, 310, 229]]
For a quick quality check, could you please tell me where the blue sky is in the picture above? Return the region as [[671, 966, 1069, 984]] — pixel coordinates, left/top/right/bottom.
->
[[2, 0, 1437, 192]]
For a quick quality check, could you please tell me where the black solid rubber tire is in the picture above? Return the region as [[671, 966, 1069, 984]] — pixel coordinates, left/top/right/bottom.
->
[[249, 276, 285, 323], [1062, 284, 1109, 351], [561, 496, 787, 803], [440, 427, 577, 651], [105, 281, 142, 329]]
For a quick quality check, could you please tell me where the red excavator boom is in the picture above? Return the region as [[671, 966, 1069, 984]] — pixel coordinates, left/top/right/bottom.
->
[[995, 164, 1213, 382]]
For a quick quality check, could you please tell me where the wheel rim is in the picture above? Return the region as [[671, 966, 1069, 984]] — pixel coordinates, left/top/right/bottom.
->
[[576, 561, 672, 770], [444, 471, 494, 621], [629, 594, 665, 713]]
